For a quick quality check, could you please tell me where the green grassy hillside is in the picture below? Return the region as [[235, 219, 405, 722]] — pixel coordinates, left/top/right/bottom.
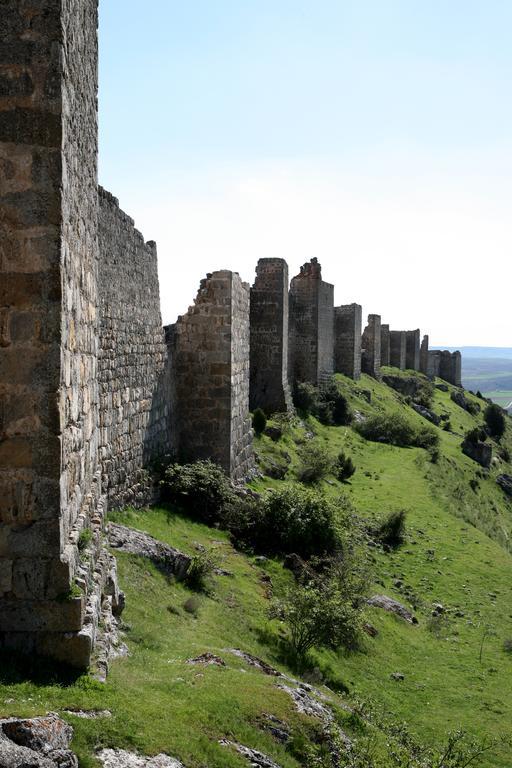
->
[[1, 370, 512, 767]]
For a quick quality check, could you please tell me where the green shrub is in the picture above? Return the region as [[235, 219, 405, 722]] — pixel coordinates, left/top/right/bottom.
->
[[335, 451, 356, 482], [414, 380, 434, 409], [484, 403, 506, 439], [185, 549, 219, 592], [240, 486, 344, 559], [464, 427, 487, 445], [183, 596, 200, 616], [355, 412, 439, 449], [293, 380, 351, 426], [293, 382, 319, 414], [162, 460, 236, 525], [499, 445, 511, 463], [271, 547, 368, 658], [297, 442, 333, 483], [252, 408, 267, 435], [373, 510, 406, 550]]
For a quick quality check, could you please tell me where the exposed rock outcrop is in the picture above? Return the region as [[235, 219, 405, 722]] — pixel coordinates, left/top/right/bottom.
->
[[367, 594, 418, 624], [108, 524, 191, 580]]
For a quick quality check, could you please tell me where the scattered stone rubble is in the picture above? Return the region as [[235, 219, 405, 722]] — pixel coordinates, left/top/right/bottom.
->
[[97, 750, 184, 768], [0, 714, 77, 768], [367, 595, 418, 624]]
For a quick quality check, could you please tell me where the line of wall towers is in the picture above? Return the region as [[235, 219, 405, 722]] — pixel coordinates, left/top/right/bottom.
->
[[0, 0, 461, 668]]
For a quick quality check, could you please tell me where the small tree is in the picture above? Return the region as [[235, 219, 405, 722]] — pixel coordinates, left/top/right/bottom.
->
[[297, 442, 333, 484], [252, 408, 267, 435], [484, 403, 506, 440], [335, 451, 356, 482], [373, 510, 406, 550]]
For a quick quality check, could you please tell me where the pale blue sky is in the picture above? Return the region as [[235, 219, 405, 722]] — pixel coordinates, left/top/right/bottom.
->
[[99, 1, 512, 345]]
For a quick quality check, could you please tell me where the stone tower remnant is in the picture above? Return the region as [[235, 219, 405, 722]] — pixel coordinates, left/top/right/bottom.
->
[[333, 304, 362, 380], [288, 259, 334, 386], [420, 334, 429, 375], [168, 271, 254, 481], [250, 259, 293, 414], [380, 324, 390, 367], [0, 0, 122, 666], [361, 315, 382, 379], [439, 350, 462, 387], [406, 329, 421, 371], [389, 331, 406, 369]]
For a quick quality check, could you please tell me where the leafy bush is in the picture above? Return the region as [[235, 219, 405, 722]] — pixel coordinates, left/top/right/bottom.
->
[[271, 546, 368, 658], [239, 486, 344, 559], [252, 408, 267, 435], [464, 427, 487, 446], [335, 451, 356, 482], [183, 596, 200, 616], [355, 412, 439, 449], [499, 445, 511, 463], [293, 380, 351, 426], [162, 460, 236, 525], [185, 549, 219, 592], [414, 380, 434, 409], [293, 382, 319, 413], [484, 402, 506, 439], [297, 442, 333, 483], [373, 510, 406, 550]]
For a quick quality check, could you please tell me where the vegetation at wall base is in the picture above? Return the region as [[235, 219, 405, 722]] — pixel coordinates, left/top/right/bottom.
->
[[1, 370, 512, 766]]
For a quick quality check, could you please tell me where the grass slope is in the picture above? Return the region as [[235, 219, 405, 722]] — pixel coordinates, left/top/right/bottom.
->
[[0, 370, 511, 766]]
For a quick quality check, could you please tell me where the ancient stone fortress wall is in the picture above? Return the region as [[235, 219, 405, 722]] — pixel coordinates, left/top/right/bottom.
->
[[169, 271, 254, 481], [0, 0, 121, 667], [250, 259, 293, 414], [361, 315, 382, 379], [406, 329, 421, 370], [97, 188, 171, 509], [389, 331, 406, 369], [420, 334, 430, 375], [289, 259, 334, 386], [380, 324, 390, 366], [334, 304, 362, 380], [439, 350, 462, 387]]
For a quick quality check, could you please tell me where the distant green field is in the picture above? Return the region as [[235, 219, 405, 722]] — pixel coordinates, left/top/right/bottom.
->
[[483, 390, 512, 408]]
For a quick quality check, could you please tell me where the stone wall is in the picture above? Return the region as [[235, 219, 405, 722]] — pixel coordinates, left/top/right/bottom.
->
[[0, 0, 119, 667], [420, 335, 429, 375], [250, 259, 293, 414], [334, 304, 362, 380], [380, 324, 390, 366], [361, 315, 381, 379], [289, 258, 334, 386], [439, 350, 462, 387], [97, 188, 170, 508], [169, 271, 254, 481], [406, 329, 421, 371], [389, 331, 406, 369]]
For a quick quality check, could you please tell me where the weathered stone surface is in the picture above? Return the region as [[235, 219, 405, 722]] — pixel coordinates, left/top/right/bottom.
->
[[289, 259, 334, 386], [0, 714, 76, 768], [428, 349, 462, 386], [367, 595, 418, 624], [250, 259, 293, 414], [334, 303, 362, 380], [225, 648, 281, 676], [380, 323, 390, 366], [186, 652, 226, 666], [108, 523, 191, 580], [0, 0, 120, 666], [382, 374, 422, 398], [168, 271, 254, 480], [411, 403, 441, 426], [361, 315, 381, 379], [497, 474, 512, 497], [405, 329, 420, 371], [462, 438, 492, 468], [0, 735, 56, 768], [389, 331, 406, 370], [97, 750, 184, 768], [420, 334, 429, 375], [219, 740, 282, 768], [98, 189, 171, 509]]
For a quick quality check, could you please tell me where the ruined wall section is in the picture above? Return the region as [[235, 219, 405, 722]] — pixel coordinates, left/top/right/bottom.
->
[[334, 304, 362, 380], [170, 271, 253, 481], [406, 329, 421, 371], [289, 259, 334, 386], [250, 259, 293, 414], [390, 331, 406, 369], [420, 335, 429, 375], [439, 350, 462, 387], [0, 0, 119, 666], [381, 324, 390, 366], [361, 315, 381, 379], [97, 188, 170, 508]]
